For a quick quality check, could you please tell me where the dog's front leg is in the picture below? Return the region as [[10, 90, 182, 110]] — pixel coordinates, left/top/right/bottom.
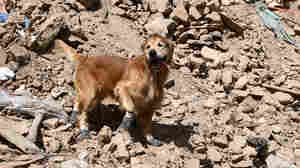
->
[[114, 86, 137, 133]]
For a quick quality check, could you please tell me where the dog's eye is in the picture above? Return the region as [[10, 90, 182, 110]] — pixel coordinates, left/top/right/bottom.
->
[[146, 45, 150, 49], [158, 42, 164, 47]]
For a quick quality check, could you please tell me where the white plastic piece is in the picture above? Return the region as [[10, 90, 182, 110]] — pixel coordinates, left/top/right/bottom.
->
[[0, 67, 15, 81]]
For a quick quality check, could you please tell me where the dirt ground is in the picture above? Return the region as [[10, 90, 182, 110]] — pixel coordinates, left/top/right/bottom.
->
[[0, 0, 300, 167]]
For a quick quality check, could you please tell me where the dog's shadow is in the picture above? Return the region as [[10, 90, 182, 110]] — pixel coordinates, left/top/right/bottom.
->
[[87, 104, 195, 151], [151, 121, 194, 150]]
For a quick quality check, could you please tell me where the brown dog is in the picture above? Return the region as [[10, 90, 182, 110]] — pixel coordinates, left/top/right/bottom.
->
[[56, 34, 173, 146]]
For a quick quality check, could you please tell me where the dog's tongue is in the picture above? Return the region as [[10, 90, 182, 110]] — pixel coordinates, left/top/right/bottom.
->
[[152, 62, 167, 72]]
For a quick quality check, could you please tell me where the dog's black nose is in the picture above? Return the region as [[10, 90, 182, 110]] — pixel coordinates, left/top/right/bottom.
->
[[149, 49, 156, 58]]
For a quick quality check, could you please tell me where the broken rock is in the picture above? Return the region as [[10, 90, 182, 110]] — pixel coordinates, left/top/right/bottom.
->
[[131, 157, 155, 168], [230, 160, 253, 168], [206, 11, 223, 26], [201, 46, 220, 62], [189, 6, 202, 20], [8, 44, 30, 65], [110, 133, 130, 162], [213, 135, 228, 148], [61, 159, 88, 168], [222, 68, 233, 88], [266, 153, 297, 168], [203, 97, 219, 108], [237, 96, 258, 113], [0, 46, 7, 65], [184, 158, 200, 168], [97, 125, 112, 147], [145, 15, 176, 37], [30, 14, 65, 52], [234, 75, 249, 89], [207, 147, 222, 162], [46, 139, 61, 153], [43, 118, 59, 129], [229, 136, 247, 154], [170, 0, 189, 23], [272, 92, 294, 105], [148, 0, 171, 14], [77, 0, 100, 9], [177, 29, 197, 43]]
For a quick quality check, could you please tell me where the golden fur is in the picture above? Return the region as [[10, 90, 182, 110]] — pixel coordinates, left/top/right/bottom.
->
[[55, 34, 173, 146]]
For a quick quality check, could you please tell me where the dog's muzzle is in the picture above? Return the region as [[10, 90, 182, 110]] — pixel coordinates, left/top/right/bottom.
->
[[148, 49, 165, 71]]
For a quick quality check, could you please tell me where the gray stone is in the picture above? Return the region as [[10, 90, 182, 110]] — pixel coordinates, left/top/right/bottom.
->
[[230, 160, 253, 168], [206, 11, 222, 25], [229, 136, 247, 154], [43, 118, 59, 129], [148, 0, 171, 13], [203, 97, 218, 108], [222, 68, 233, 88], [231, 90, 249, 99], [0, 47, 8, 65], [145, 15, 176, 37], [272, 92, 294, 105], [76, 0, 100, 9], [237, 96, 258, 113], [189, 6, 202, 20], [51, 87, 66, 99], [131, 157, 155, 168], [97, 125, 113, 147], [8, 44, 30, 64], [271, 125, 281, 134], [213, 135, 228, 148], [235, 75, 249, 89], [207, 147, 222, 162], [177, 29, 197, 43], [249, 87, 266, 97], [61, 159, 88, 168], [201, 46, 220, 62], [170, 0, 189, 23], [30, 14, 65, 52], [110, 133, 130, 162], [243, 146, 257, 157], [190, 0, 206, 8], [184, 158, 200, 168]]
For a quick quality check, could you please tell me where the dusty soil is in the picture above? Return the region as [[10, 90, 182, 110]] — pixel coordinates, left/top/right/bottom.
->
[[0, 0, 300, 167]]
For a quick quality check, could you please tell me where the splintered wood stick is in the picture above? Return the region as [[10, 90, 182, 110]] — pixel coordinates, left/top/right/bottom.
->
[[0, 154, 46, 168], [261, 84, 300, 97], [0, 121, 41, 153], [26, 112, 44, 143]]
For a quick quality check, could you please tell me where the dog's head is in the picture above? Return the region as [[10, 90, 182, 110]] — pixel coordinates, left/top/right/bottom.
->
[[143, 34, 174, 71]]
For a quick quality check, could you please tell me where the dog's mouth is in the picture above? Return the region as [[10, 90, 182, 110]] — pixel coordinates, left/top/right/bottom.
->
[[149, 58, 166, 72]]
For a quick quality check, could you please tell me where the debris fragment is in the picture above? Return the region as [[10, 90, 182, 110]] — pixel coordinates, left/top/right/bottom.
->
[[0, 67, 15, 81], [247, 0, 300, 48], [0, 88, 69, 121], [0, 120, 41, 153]]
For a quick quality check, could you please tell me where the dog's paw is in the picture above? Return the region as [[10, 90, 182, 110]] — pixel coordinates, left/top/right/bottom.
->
[[118, 117, 135, 130], [147, 136, 163, 147], [77, 129, 90, 141], [71, 109, 78, 125]]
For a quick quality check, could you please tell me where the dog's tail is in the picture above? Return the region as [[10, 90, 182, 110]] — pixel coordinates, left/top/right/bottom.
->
[[55, 40, 86, 64]]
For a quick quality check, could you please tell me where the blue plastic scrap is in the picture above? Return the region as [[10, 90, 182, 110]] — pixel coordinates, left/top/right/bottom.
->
[[0, 13, 30, 30], [24, 17, 30, 29], [246, 0, 300, 49], [0, 13, 8, 23]]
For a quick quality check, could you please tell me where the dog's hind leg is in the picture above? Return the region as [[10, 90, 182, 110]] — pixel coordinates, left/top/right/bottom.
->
[[137, 110, 163, 146]]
